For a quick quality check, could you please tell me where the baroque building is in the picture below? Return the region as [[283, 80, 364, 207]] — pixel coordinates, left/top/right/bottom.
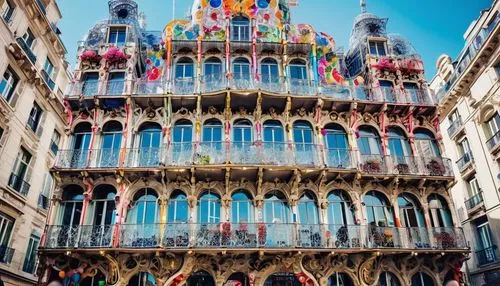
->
[[40, 0, 468, 285], [431, 0, 500, 285], [0, 0, 69, 285]]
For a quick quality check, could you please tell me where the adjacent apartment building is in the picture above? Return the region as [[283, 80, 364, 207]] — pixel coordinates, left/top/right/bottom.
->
[[38, 0, 468, 285], [431, 0, 500, 285], [0, 0, 69, 285]]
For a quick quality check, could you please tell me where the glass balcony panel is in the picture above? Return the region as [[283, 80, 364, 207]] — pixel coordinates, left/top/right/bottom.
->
[[163, 223, 191, 248], [202, 74, 227, 93], [78, 225, 113, 248], [124, 148, 162, 168], [135, 80, 165, 95], [195, 142, 226, 165], [259, 76, 285, 93], [106, 80, 127, 95], [353, 86, 369, 100], [44, 225, 80, 249], [431, 227, 467, 249], [324, 149, 354, 169], [173, 78, 196, 95], [297, 224, 324, 248], [230, 74, 256, 90], [288, 79, 315, 96], [321, 85, 351, 100], [391, 156, 419, 175], [259, 142, 294, 166], [166, 143, 193, 166], [294, 143, 321, 167], [119, 224, 161, 248], [230, 142, 258, 165]]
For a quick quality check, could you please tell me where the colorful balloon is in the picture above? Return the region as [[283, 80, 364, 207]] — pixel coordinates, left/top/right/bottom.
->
[[58, 271, 66, 279]]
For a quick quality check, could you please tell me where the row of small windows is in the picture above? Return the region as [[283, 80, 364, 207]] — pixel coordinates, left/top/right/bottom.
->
[[71, 120, 441, 158], [59, 185, 453, 229]]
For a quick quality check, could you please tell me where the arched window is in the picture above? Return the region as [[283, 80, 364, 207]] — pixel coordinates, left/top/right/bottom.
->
[[168, 190, 189, 223], [188, 271, 215, 286], [397, 193, 425, 228], [264, 273, 300, 286], [129, 272, 156, 286], [198, 191, 221, 223], [127, 188, 159, 224], [294, 121, 314, 164], [233, 119, 253, 143], [100, 121, 122, 167], [289, 59, 308, 80], [411, 272, 434, 286], [202, 119, 223, 157], [378, 272, 400, 286], [327, 190, 354, 225], [203, 119, 223, 143], [328, 272, 354, 286], [263, 120, 286, 163], [324, 124, 350, 168], [428, 194, 453, 227], [363, 191, 394, 227], [175, 57, 194, 79], [171, 120, 193, 165], [264, 190, 290, 223], [263, 120, 284, 143], [388, 127, 411, 159], [86, 185, 116, 247], [233, 57, 251, 80], [137, 123, 162, 167], [57, 185, 84, 247], [261, 58, 279, 83], [231, 190, 254, 223], [173, 120, 193, 144], [357, 126, 382, 155], [298, 191, 319, 224], [231, 15, 251, 41], [72, 122, 92, 168], [414, 129, 440, 158], [204, 57, 222, 78]]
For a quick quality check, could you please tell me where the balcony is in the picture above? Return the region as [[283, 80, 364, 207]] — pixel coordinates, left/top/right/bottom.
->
[[135, 80, 166, 95], [321, 86, 351, 100], [486, 131, 500, 153], [476, 246, 497, 266], [54, 148, 122, 169], [447, 118, 463, 138], [421, 157, 454, 177], [7, 173, 30, 196], [406, 88, 433, 105], [172, 78, 197, 95], [324, 149, 357, 169], [201, 74, 228, 93], [288, 78, 316, 96], [230, 75, 257, 91], [0, 246, 15, 264], [43, 223, 468, 251], [390, 156, 420, 175], [359, 154, 388, 175], [15, 38, 37, 65], [456, 152, 474, 173], [259, 77, 286, 94], [464, 191, 484, 211], [41, 70, 55, 90]]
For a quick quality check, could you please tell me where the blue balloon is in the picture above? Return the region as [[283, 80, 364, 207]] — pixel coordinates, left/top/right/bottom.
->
[[257, 0, 269, 9], [72, 273, 81, 282], [210, 0, 222, 8]]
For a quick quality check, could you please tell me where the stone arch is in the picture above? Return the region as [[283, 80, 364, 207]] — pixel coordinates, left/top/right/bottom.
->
[[194, 181, 225, 199], [124, 180, 165, 203]]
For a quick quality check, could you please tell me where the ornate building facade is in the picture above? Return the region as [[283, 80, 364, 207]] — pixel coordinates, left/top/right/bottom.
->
[[431, 1, 500, 285], [0, 0, 69, 285], [40, 0, 468, 285]]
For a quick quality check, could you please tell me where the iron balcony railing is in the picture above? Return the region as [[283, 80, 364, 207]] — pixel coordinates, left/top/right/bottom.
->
[[43, 223, 468, 251], [486, 130, 500, 152], [288, 78, 316, 96], [172, 77, 197, 95], [65, 80, 131, 97], [54, 146, 454, 177], [7, 173, 30, 196], [476, 246, 497, 266], [15, 38, 37, 64], [135, 80, 166, 95], [447, 118, 463, 138], [464, 191, 484, 211], [321, 85, 351, 100], [0, 246, 15, 264], [456, 152, 474, 172]]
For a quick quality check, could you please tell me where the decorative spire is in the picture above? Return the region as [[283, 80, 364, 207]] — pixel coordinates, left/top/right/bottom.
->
[[360, 0, 367, 13]]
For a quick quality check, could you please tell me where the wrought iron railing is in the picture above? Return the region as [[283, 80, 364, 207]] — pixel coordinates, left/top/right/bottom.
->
[[456, 152, 474, 172], [43, 223, 467, 251], [230, 74, 256, 90], [172, 77, 197, 95], [259, 76, 286, 93], [390, 156, 420, 175], [464, 191, 484, 211], [41, 69, 56, 90], [124, 147, 163, 168], [447, 118, 463, 138], [135, 79, 166, 95], [321, 86, 351, 100], [0, 245, 15, 264], [288, 79, 316, 96], [7, 173, 30, 196], [476, 246, 497, 266], [359, 154, 388, 174], [486, 130, 500, 152], [421, 157, 454, 177], [324, 149, 356, 169]]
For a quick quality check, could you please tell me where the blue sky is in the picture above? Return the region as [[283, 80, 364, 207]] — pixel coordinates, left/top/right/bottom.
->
[[58, 0, 492, 80]]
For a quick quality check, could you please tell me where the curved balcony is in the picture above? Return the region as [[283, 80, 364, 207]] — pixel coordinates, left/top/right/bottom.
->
[[43, 223, 468, 251], [359, 154, 388, 175]]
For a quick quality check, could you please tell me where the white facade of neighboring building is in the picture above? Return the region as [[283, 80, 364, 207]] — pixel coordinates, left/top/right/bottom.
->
[[0, 0, 69, 285], [431, 1, 500, 285]]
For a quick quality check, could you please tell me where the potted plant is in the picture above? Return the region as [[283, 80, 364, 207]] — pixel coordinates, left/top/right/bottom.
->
[[396, 163, 410, 174], [258, 223, 267, 245], [426, 158, 446, 176], [197, 154, 211, 165], [103, 46, 130, 69], [363, 158, 381, 173], [79, 49, 101, 69]]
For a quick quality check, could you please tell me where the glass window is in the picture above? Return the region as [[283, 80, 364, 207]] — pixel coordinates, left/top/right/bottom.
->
[[414, 129, 440, 158], [293, 121, 313, 145], [233, 57, 250, 80], [397, 193, 425, 227], [467, 176, 481, 198], [428, 194, 453, 228], [27, 102, 43, 132], [233, 119, 252, 143], [289, 59, 307, 80], [188, 271, 215, 286], [168, 190, 189, 223], [203, 119, 223, 143], [198, 191, 221, 223], [72, 123, 92, 168], [264, 273, 301, 286], [264, 190, 290, 223], [60, 186, 84, 227], [231, 15, 250, 41], [204, 57, 222, 78], [357, 126, 382, 155], [127, 188, 159, 224], [1, 0, 15, 23], [9, 147, 31, 192], [263, 120, 284, 143], [0, 213, 14, 247], [43, 58, 55, 79], [22, 28, 35, 49], [458, 138, 471, 156], [363, 191, 394, 227], [0, 67, 19, 102], [89, 185, 116, 227], [378, 272, 400, 286], [298, 192, 318, 224], [324, 124, 350, 167], [328, 272, 354, 286], [107, 72, 125, 95], [477, 222, 494, 251], [176, 58, 194, 79], [129, 272, 156, 286], [261, 58, 279, 83], [485, 113, 500, 139], [137, 123, 162, 166], [39, 173, 53, 210], [388, 127, 411, 164], [82, 72, 99, 96], [22, 233, 39, 274], [100, 121, 122, 167], [411, 272, 434, 286], [448, 109, 460, 125], [327, 190, 354, 225], [368, 40, 387, 56], [50, 130, 60, 155], [231, 191, 254, 223], [108, 26, 127, 47], [173, 120, 193, 143]]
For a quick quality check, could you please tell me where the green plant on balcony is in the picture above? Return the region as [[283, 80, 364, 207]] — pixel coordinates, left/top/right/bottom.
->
[[197, 154, 211, 165]]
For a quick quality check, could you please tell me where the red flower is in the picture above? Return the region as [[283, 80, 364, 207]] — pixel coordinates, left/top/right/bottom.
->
[[264, 13, 270, 21]]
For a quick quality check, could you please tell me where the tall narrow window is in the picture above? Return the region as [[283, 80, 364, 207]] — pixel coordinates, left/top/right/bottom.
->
[[107, 72, 125, 95], [58, 186, 84, 247], [466, 176, 482, 207], [0, 67, 19, 102], [397, 193, 425, 227], [233, 58, 251, 80], [87, 185, 116, 247], [21, 28, 35, 50], [485, 112, 500, 140], [289, 59, 307, 80], [298, 192, 319, 224], [22, 233, 40, 274], [50, 130, 61, 155], [477, 221, 496, 265], [72, 122, 92, 168], [263, 190, 290, 223], [100, 121, 122, 167], [388, 127, 411, 168], [1, 0, 15, 23], [198, 191, 221, 223], [368, 40, 387, 56], [263, 120, 285, 162], [414, 129, 440, 158], [231, 191, 254, 223], [202, 119, 223, 155], [261, 58, 279, 83], [327, 190, 354, 226], [27, 102, 43, 133], [168, 191, 189, 223], [39, 173, 53, 210], [324, 124, 350, 168], [357, 126, 382, 155], [410, 272, 434, 286], [0, 213, 14, 252], [428, 194, 453, 228], [233, 119, 252, 143], [138, 123, 162, 167], [8, 147, 31, 194], [363, 191, 394, 227], [127, 188, 159, 224], [171, 120, 193, 165], [231, 15, 250, 41], [108, 26, 127, 47], [293, 121, 314, 165], [204, 57, 222, 78], [42, 58, 56, 89]]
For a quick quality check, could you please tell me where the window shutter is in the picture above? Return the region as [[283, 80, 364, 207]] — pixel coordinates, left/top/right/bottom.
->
[[9, 80, 23, 107]]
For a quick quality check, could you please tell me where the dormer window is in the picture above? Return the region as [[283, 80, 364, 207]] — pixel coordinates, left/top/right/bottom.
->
[[231, 15, 251, 41], [368, 40, 387, 56], [108, 27, 127, 47]]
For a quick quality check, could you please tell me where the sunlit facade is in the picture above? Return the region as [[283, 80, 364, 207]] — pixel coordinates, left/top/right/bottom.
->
[[39, 0, 468, 285]]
